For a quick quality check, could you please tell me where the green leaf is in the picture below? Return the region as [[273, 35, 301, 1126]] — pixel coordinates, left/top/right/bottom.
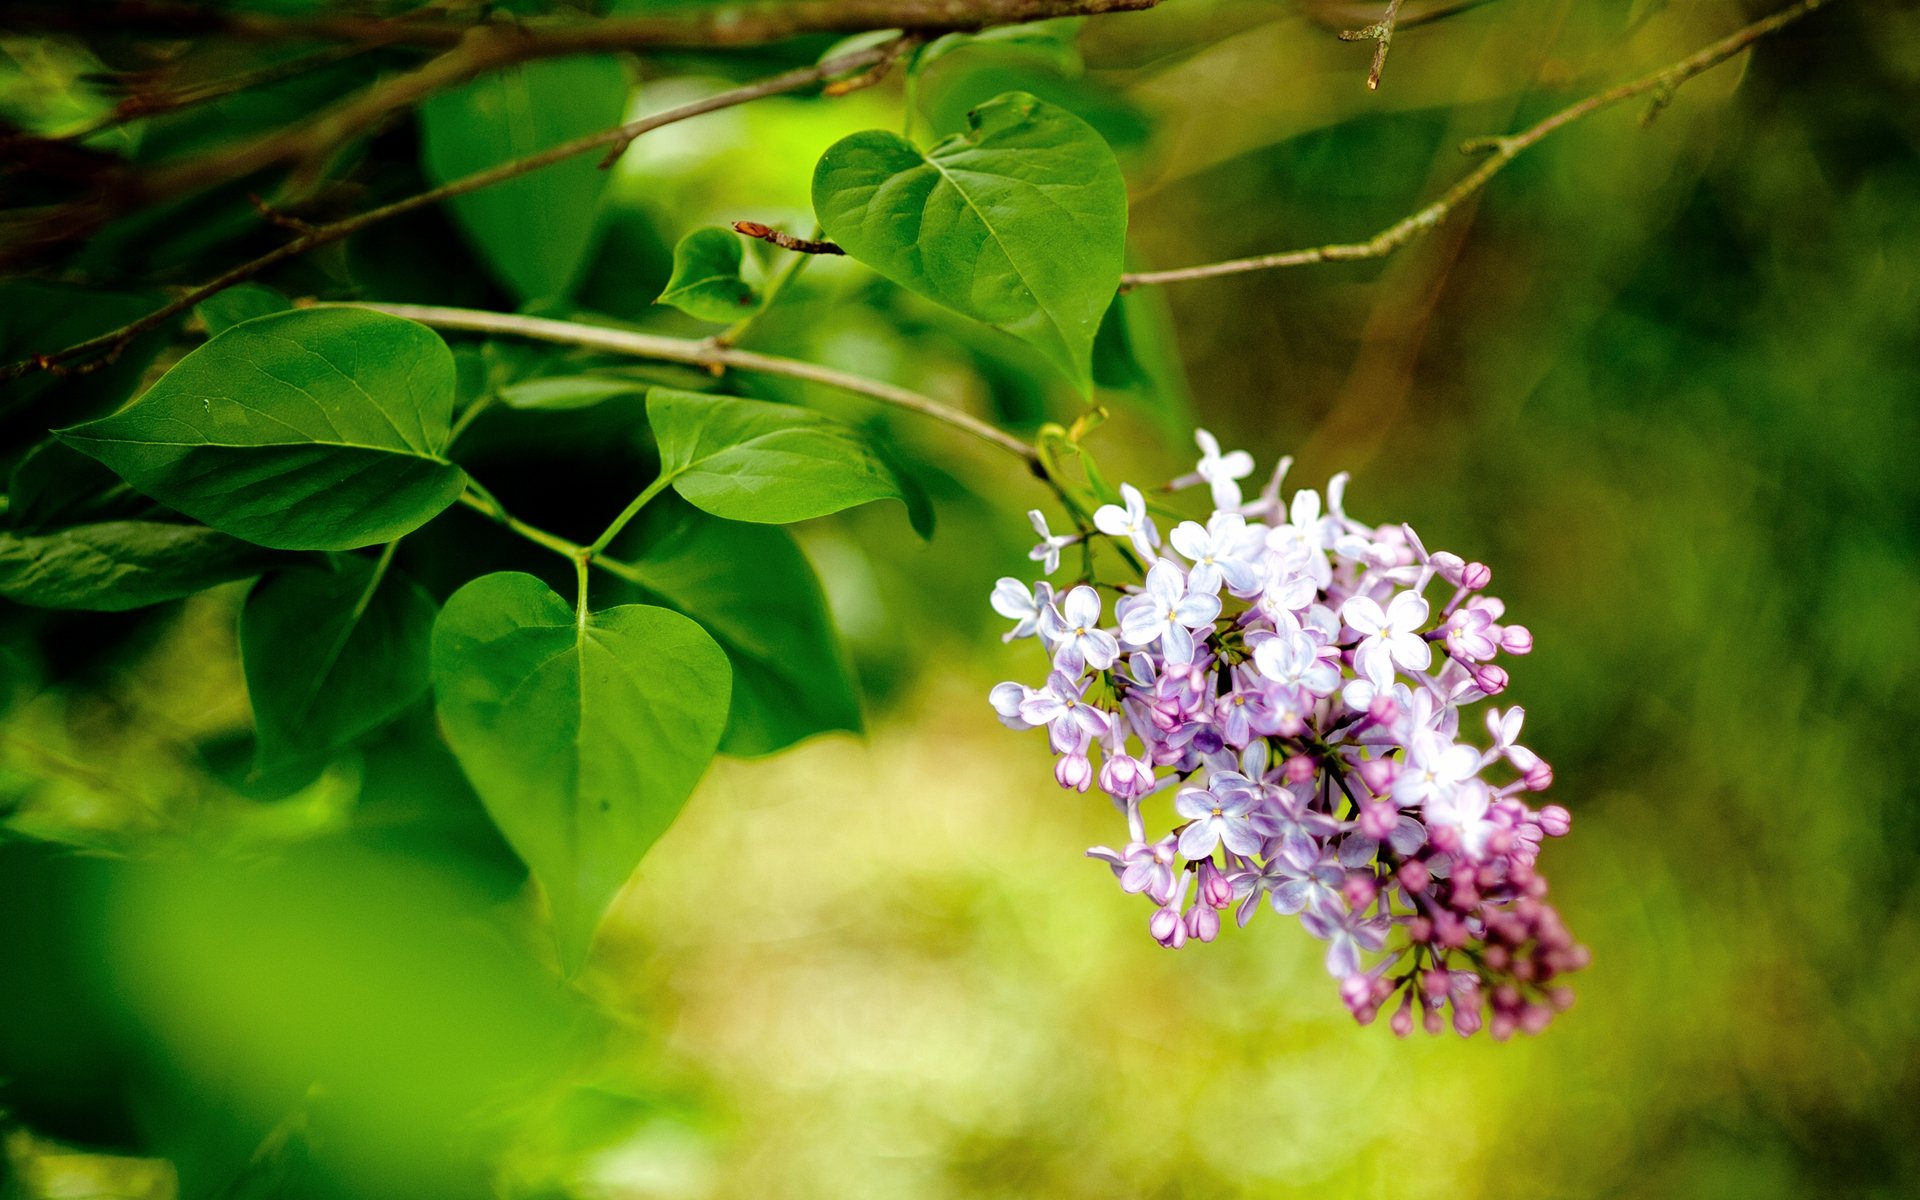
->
[[647, 387, 928, 535], [811, 91, 1126, 392], [657, 226, 762, 323], [419, 56, 630, 303], [195, 283, 290, 337], [497, 375, 647, 412], [430, 571, 731, 970], [0, 520, 283, 611], [615, 497, 861, 757], [241, 551, 438, 769], [56, 308, 468, 552]]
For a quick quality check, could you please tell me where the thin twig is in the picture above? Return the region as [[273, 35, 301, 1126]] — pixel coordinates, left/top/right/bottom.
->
[[732, 221, 846, 255], [1122, 0, 1835, 289], [0, 0, 1163, 51], [343, 302, 1043, 468], [1338, 0, 1406, 91], [1, 42, 904, 384]]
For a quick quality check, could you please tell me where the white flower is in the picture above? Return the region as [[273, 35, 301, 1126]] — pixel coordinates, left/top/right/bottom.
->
[[1194, 428, 1255, 510], [1266, 489, 1333, 587], [1392, 729, 1481, 809], [1425, 778, 1498, 860], [1252, 630, 1340, 697], [1027, 509, 1074, 575], [1093, 483, 1160, 560], [1038, 584, 1120, 674], [1117, 559, 1220, 665], [1342, 590, 1432, 677], [1169, 512, 1260, 595], [989, 578, 1053, 642]]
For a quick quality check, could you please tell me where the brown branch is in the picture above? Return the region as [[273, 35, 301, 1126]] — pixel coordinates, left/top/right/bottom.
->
[[733, 222, 846, 256], [1, 41, 909, 384], [1338, 0, 1406, 91], [1122, 0, 1837, 289], [1, 0, 1163, 50], [346, 302, 1042, 467]]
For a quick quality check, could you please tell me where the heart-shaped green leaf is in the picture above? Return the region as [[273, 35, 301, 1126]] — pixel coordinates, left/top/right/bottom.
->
[[420, 56, 629, 303], [614, 497, 862, 757], [57, 308, 468, 552], [431, 571, 731, 970], [657, 227, 761, 323], [812, 91, 1126, 392], [0, 520, 284, 611], [242, 552, 438, 769], [647, 387, 930, 535]]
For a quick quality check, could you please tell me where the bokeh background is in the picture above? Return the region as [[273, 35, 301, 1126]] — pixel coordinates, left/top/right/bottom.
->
[[2, 1, 1917, 1197]]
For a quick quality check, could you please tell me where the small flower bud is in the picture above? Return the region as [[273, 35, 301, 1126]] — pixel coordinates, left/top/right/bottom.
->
[[1471, 663, 1510, 695], [1199, 860, 1234, 910], [1283, 753, 1318, 785], [1342, 872, 1378, 911], [1390, 991, 1415, 1038], [1499, 623, 1533, 654], [1185, 902, 1219, 943], [1357, 756, 1399, 794], [1461, 562, 1492, 591], [1055, 753, 1093, 792], [1397, 859, 1431, 893], [1537, 804, 1572, 837]]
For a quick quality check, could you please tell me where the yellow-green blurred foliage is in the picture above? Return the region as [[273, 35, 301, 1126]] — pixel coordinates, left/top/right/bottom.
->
[[2, 1, 1917, 1198]]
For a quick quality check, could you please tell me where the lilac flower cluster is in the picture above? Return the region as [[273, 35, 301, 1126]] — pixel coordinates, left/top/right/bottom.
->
[[990, 433, 1588, 1039]]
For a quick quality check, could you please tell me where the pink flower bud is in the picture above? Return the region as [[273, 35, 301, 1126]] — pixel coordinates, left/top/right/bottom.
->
[[1149, 905, 1182, 946], [1185, 903, 1219, 943], [1499, 624, 1532, 654], [1430, 551, 1465, 583], [1342, 872, 1378, 911], [1537, 804, 1572, 837], [1359, 800, 1397, 840], [1368, 693, 1400, 725], [1461, 562, 1492, 591], [1390, 992, 1415, 1038], [1283, 753, 1317, 785], [1357, 756, 1399, 794], [1199, 860, 1234, 910], [1407, 916, 1434, 944], [1397, 859, 1431, 893], [1471, 663, 1509, 695], [1055, 753, 1093, 792]]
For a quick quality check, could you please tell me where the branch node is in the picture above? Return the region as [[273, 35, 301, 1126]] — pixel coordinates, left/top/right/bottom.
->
[[247, 192, 316, 235]]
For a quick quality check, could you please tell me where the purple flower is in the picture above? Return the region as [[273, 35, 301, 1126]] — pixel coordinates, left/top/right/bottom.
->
[[1039, 585, 1119, 674], [1117, 559, 1220, 665], [1174, 784, 1263, 858], [1018, 670, 1112, 754], [1300, 901, 1391, 978], [1261, 843, 1344, 916]]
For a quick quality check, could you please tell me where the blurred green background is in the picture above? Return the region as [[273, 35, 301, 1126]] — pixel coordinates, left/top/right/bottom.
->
[[2, 1, 1917, 1197]]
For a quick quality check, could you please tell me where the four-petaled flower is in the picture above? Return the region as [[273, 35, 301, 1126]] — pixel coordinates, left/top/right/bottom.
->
[[1027, 509, 1075, 576], [1343, 590, 1433, 677], [1118, 559, 1221, 665], [1093, 483, 1160, 560], [990, 577, 1054, 643], [1170, 512, 1261, 595], [1194, 428, 1256, 510], [1251, 630, 1341, 697], [1039, 585, 1120, 674], [1174, 784, 1264, 859], [1018, 670, 1113, 754]]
